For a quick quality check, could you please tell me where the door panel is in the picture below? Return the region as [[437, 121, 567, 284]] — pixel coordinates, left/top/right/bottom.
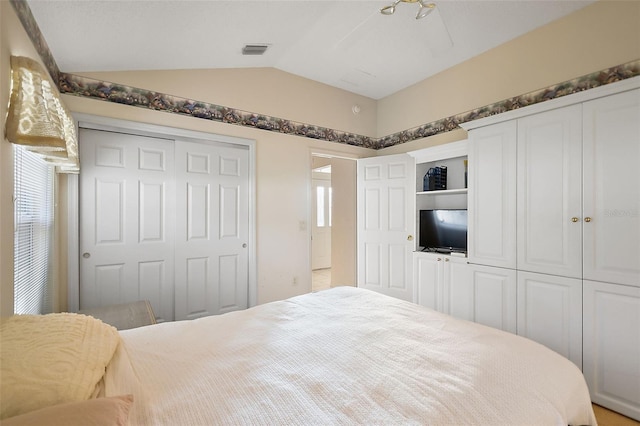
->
[[584, 280, 640, 420], [79, 129, 175, 322], [413, 253, 442, 310], [517, 271, 582, 368], [583, 89, 640, 286], [357, 154, 415, 301], [468, 121, 517, 269], [175, 140, 249, 320], [517, 105, 582, 278], [467, 264, 517, 333]]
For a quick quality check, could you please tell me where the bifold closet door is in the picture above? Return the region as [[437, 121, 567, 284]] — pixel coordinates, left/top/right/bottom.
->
[[174, 140, 250, 320], [79, 129, 176, 322]]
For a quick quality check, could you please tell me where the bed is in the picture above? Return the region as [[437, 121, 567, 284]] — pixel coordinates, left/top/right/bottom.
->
[[1, 287, 596, 425]]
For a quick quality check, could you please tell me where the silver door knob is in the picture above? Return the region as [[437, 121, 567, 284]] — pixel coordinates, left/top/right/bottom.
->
[[242, 243, 247, 248], [82, 252, 91, 258]]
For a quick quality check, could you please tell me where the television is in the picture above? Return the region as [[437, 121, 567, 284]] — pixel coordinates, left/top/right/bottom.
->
[[419, 209, 468, 253]]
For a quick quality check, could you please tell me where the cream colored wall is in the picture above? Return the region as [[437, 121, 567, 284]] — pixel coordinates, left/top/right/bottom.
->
[[377, 0, 640, 156]]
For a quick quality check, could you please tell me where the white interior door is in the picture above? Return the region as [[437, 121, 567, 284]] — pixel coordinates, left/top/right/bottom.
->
[[174, 140, 249, 320], [79, 129, 175, 322], [357, 154, 415, 302], [312, 178, 332, 270]]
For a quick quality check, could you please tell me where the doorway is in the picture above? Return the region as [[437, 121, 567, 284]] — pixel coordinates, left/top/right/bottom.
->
[[310, 154, 357, 292]]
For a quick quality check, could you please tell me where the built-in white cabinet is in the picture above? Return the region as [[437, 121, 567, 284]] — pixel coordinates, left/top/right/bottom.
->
[[517, 271, 582, 368], [462, 78, 640, 420], [413, 252, 470, 313], [467, 121, 517, 269], [358, 78, 640, 419], [583, 280, 640, 421]]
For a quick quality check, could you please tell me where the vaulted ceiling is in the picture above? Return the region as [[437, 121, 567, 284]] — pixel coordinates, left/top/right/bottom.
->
[[26, 0, 596, 100]]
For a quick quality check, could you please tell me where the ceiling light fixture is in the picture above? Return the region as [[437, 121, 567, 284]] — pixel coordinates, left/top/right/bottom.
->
[[380, 0, 436, 20]]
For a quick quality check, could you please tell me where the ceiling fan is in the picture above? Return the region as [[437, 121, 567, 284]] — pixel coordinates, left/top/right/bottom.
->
[[380, 0, 436, 20]]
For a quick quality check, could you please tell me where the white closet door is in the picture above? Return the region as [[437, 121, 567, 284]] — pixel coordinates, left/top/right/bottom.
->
[[357, 154, 415, 302], [174, 140, 249, 320], [79, 129, 175, 322], [583, 88, 640, 287]]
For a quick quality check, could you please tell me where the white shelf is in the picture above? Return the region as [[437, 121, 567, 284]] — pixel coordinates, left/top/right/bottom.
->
[[417, 188, 468, 196]]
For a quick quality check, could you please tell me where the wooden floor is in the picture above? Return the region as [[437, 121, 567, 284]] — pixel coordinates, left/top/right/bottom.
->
[[593, 404, 640, 426]]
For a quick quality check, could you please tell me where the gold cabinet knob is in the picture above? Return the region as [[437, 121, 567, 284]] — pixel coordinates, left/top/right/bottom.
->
[[407, 235, 413, 241], [436, 258, 442, 261], [584, 217, 592, 223], [445, 258, 450, 262], [571, 217, 580, 223]]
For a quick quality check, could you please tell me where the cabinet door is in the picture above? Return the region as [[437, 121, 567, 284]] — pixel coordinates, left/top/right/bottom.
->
[[451, 264, 517, 333], [584, 280, 640, 421], [468, 121, 517, 269], [357, 154, 416, 301], [442, 257, 471, 317], [517, 271, 582, 368], [517, 105, 583, 278], [583, 89, 640, 287], [413, 252, 444, 311]]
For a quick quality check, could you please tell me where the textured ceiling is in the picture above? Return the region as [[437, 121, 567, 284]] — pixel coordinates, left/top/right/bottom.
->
[[26, 0, 596, 99]]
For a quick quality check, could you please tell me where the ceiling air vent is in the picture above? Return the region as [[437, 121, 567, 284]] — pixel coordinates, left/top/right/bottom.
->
[[242, 44, 269, 56]]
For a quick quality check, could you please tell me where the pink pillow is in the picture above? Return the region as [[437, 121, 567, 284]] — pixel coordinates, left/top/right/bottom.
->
[[1, 395, 133, 426]]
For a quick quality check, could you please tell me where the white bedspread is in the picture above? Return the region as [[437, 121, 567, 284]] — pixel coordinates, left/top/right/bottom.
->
[[105, 287, 596, 425]]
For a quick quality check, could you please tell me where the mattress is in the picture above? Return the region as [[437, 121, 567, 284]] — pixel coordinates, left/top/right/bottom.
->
[[104, 286, 596, 425]]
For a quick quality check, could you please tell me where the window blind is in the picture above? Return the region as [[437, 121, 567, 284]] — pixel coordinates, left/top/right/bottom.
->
[[14, 145, 55, 314]]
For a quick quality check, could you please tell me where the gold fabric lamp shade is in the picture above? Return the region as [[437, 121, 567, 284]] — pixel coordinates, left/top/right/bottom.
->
[[5, 56, 79, 173]]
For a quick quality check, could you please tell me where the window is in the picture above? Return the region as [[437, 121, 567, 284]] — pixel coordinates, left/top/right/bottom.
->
[[14, 145, 55, 314], [315, 184, 332, 228]]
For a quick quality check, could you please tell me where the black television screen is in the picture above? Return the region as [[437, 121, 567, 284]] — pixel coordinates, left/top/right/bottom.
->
[[419, 209, 468, 253]]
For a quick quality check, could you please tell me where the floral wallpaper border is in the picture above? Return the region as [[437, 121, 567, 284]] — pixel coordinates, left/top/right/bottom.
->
[[10, 0, 640, 150]]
